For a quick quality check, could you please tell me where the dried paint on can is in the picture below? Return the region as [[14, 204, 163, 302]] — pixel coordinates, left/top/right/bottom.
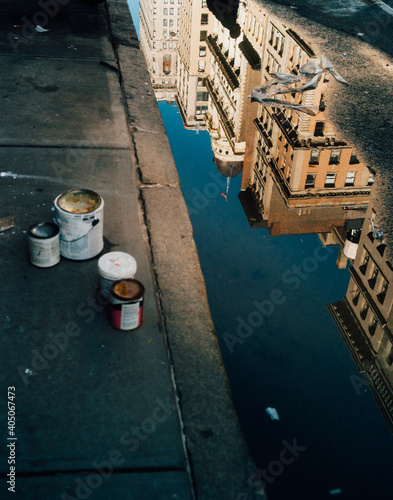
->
[[28, 222, 60, 268], [54, 189, 104, 261], [109, 279, 145, 331], [98, 252, 137, 300]]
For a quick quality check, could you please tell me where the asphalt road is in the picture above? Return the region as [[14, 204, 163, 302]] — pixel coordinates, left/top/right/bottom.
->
[[264, 0, 393, 59]]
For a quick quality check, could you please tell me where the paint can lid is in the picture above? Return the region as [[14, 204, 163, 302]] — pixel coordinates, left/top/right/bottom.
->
[[110, 279, 145, 302], [28, 222, 59, 239], [98, 252, 137, 280], [56, 189, 101, 214]]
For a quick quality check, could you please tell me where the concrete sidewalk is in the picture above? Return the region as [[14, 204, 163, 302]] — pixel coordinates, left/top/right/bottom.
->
[[0, 1, 261, 499]]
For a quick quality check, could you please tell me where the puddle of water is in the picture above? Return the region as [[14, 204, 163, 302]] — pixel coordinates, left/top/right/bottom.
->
[[134, 0, 393, 498]]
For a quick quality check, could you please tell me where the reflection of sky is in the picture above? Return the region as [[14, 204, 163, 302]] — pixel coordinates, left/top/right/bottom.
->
[[158, 101, 393, 500], [127, 0, 140, 38]]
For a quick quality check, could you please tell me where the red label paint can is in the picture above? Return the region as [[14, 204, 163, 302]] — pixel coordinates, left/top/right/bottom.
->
[[109, 279, 145, 331]]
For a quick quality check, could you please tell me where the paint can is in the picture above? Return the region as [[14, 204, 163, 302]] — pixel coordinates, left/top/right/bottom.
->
[[109, 279, 145, 331], [54, 189, 104, 260], [28, 222, 60, 268], [97, 252, 137, 300]]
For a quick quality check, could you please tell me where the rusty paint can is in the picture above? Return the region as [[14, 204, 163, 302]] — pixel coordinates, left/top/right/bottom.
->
[[109, 279, 145, 330], [54, 189, 104, 260], [28, 222, 60, 268]]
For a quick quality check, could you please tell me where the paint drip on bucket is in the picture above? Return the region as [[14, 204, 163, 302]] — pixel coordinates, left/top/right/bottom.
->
[[28, 222, 60, 268], [54, 189, 104, 260], [109, 279, 145, 331]]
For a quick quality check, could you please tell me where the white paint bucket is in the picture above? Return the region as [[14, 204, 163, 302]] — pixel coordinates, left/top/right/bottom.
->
[[98, 252, 137, 300], [54, 189, 104, 260], [28, 222, 60, 268], [109, 279, 145, 331]]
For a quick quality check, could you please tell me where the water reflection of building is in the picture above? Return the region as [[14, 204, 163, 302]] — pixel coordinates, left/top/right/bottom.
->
[[328, 185, 393, 431], [231, 3, 374, 254], [176, 0, 212, 129], [204, 0, 262, 181], [139, 0, 180, 99]]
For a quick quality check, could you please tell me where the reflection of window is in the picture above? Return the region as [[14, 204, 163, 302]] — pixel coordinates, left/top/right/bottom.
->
[[197, 91, 209, 101], [329, 149, 341, 164], [353, 289, 360, 306], [359, 253, 370, 275], [196, 105, 208, 115], [169, 7, 173, 14], [200, 30, 207, 41], [169, 19, 173, 27], [314, 121, 325, 136], [350, 152, 359, 164], [369, 316, 378, 336], [360, 303, 369, 320], [163, 7, 167, 14], [199, 46, 206, 57], [202, 0, 207, 6], [309, 150, 319, 165], [368, 267, 379, 289], [153, 30, 156, 38], [163, 19, 167, 26], [325, 173, 336, 188], [163, 42, 167, 49], [163, 30, 167, 38], [378, 282, 388, 305], [198, 60, 206, 72], [201, 13, 208, 24], [305, 174, 315, 188], [197, 77, 204, 87], [345, 172, 355, 186], [368, 173, 375, 186]]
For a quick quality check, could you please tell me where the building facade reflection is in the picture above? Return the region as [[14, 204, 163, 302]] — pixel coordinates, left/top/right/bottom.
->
[[139, 0, 393, 431]]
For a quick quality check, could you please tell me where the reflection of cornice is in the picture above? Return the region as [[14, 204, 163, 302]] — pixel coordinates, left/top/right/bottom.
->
[[273, 111, 298, 146], [286, 29, 315, 57], [238, 36, 261, 70], [254, 118, 273, 148], [206, 35, 239, 90], [205, 77, 235, 141]]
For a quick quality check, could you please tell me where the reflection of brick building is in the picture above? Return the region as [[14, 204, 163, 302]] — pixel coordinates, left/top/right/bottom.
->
[[329, 186, 393, 431], [235, 4, 374, 244]]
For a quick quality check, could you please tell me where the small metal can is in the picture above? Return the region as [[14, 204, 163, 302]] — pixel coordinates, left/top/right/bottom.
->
[[28, 222, 60, 268], [109, 279, 145, 330]]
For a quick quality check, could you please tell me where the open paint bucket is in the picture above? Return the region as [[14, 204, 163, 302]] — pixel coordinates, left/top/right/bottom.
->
[[109, 279, 145, 331], [98, 252, 137, 300], [54, 189, 104, 260], [28, 222, 60, 268]]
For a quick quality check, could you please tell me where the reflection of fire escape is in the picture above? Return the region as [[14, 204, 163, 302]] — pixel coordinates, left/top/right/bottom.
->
[[205, 77, 235, 142], [273, 111, 298, 146], [206, 35, 239, 90]]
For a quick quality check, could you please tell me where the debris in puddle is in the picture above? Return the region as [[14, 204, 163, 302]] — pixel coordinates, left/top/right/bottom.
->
[[35, 25, 49, 33], [265, 407, 280, 421]]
